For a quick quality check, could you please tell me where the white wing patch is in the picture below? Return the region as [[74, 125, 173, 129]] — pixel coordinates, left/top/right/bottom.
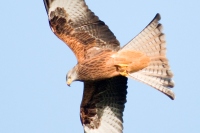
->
[[48, 0, 98, 26], [84, 106, 123, 133]]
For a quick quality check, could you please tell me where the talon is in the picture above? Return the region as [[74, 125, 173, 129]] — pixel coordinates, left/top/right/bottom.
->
[[120, 71, 129, 77], [116, 64, 129, 77]]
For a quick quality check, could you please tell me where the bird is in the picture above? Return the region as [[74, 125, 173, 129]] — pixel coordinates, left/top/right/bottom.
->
[[43, 0, 175, 133]]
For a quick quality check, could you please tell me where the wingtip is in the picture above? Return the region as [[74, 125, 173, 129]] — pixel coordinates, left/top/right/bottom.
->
[[165, 89, 175, 100], [43, 0, 50, 13], [155, 13, 161, 21]]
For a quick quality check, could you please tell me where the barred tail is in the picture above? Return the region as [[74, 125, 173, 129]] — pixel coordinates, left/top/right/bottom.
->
[[121, 14, 175, 100]]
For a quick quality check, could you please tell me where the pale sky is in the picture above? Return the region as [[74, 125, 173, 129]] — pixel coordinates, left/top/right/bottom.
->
[[0, 0, 200, 133]]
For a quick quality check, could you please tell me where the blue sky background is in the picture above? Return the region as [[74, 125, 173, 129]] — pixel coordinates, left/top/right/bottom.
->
[[0, 0, 200, 133]]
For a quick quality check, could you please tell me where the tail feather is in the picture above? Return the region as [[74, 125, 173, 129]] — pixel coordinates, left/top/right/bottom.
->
[[128, 73, 175, 100], [136, 33, 166, 57], [141, 57, 173, 78], [121, 13, 175, 99], [121, 14, 163, 52]]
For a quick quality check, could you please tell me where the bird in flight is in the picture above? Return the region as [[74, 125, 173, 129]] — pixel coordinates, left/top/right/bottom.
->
[[43, 0, 175, 132]]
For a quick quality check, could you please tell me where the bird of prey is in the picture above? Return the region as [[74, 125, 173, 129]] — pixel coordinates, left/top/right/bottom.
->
[[43, 0, 175, 132]]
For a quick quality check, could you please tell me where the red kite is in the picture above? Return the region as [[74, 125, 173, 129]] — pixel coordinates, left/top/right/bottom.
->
[[43, 0, 175, 132]]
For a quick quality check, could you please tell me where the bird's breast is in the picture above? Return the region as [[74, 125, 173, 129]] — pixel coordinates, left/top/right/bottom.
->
[[77, 51, 119, 81]]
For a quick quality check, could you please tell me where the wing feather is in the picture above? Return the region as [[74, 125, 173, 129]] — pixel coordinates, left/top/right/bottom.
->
[[81, 76, 127, 133], [43, 0, 120, 62]]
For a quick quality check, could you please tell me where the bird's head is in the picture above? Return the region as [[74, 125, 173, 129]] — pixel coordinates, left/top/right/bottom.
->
[[66, 66, 79, 86]]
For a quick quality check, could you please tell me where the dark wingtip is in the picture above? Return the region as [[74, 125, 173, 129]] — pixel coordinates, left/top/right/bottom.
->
[[166, 89, 175, 100], [155, 13, 161, 21], [43, 0, 50, 13]]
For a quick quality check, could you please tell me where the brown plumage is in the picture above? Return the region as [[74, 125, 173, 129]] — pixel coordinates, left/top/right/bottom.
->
[[43, 0, 175, 132], [73, 50, 150, 81]]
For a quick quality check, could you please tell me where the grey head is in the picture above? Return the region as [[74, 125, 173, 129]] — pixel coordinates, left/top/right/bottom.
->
[[66, 66, 79, 86]]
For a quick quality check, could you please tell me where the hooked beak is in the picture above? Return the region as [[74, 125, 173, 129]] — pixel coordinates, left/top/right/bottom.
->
[[67, 79, 72, 87]]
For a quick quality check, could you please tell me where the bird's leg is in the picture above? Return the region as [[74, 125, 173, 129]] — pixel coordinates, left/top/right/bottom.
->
[[116, 64, 129, 77]]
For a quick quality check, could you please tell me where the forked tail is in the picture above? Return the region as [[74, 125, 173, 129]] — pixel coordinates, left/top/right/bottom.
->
[[120, 13, 175, 100]]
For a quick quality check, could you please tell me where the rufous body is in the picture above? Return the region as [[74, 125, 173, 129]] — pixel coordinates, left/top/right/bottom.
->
[[76, 50, 150, 81]]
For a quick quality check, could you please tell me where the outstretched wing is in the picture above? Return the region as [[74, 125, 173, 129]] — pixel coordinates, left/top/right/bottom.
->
[[43, 0, 120, 62], [81, 76, 127, 133]]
